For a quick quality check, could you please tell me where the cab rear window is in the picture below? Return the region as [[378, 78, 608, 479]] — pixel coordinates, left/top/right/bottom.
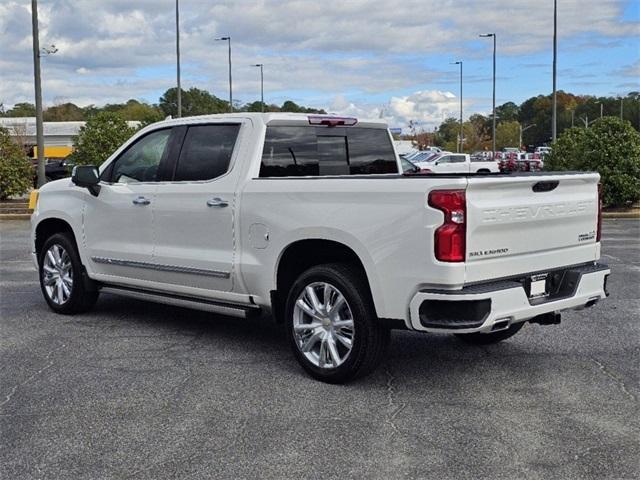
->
[[260, 126, 398, 177]]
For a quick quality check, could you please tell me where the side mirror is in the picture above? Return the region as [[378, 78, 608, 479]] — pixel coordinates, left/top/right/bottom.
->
[[72, 165, 100, 196], [434, 161, 439, 165]]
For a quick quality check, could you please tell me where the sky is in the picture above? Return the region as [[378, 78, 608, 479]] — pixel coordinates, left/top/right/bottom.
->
[[1, 0, 638, 129]]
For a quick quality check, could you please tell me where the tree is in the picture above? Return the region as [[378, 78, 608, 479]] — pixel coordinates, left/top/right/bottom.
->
[[4, 102, 36, 117], [70, 112, 137, 167], [159, 87, 228, 117], [0, 127, 33, 200], [495, 102, 519, 123], [545, 117, 640, 207], [102, 99, 163, 125], [44, 102, 85, 121], [434, 117, 460, 150], [495, 121, 520, 149], [280, 100, 325, 114]]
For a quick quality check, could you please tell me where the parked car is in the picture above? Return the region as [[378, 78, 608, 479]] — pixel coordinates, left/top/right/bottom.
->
[[408, 151, 442, 164], [415, 153, 499, 174], [404, 146, 442, 161], [31, 157, 73, 186], [31, 113, 609, 383], [401, 156, 432, 174], [502, 147, 520, 154], [535, 146, 552, 157]]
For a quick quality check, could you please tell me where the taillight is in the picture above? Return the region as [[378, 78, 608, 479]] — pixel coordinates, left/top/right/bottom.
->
[[596, 183, 602, 242], [428, 189, 466, 262]]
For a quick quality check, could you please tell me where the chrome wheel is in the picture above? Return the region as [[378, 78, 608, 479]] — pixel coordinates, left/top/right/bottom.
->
[[42, 244, 73, 305], [293, 282, 355, 369]]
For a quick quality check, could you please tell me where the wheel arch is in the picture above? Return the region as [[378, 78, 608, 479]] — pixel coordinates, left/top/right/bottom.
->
[[35, 217, 77, 262], [272, 238, 383, 323]]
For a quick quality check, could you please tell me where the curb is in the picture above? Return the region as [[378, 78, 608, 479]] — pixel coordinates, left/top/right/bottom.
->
[[602, 211, 640, 219], [0, 214, 32, 220]]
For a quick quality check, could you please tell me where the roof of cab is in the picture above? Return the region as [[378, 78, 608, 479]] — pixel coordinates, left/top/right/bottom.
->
[[145, 112, 389, 130]]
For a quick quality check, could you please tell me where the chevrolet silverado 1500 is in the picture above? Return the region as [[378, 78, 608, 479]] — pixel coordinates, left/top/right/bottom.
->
[[31, 113, 609, 383]]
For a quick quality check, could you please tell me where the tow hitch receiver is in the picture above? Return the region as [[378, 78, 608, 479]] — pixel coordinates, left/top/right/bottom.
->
[[529, 312, 561, 325]]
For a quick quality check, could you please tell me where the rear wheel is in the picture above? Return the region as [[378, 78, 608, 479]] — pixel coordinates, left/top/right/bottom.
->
[[455, 322, 524, 345], [39, 232, 98, 314], [285, 263, 389, 383]]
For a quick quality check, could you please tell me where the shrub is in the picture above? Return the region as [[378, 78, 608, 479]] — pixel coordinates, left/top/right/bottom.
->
[[70, 112, 137, 167], [0, 127, 33, 200], [545, 117, 640, 207]]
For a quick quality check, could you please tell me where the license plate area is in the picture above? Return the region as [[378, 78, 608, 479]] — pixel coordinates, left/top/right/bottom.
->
[[526, 273, 549, 299]]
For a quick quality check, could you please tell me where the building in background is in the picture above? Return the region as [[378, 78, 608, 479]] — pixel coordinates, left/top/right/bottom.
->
[[1, 118, 139, 161]]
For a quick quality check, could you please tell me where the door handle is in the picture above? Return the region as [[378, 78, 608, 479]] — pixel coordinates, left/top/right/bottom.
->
[[207, 197, 229, 208], [132, 196, 151, 206]]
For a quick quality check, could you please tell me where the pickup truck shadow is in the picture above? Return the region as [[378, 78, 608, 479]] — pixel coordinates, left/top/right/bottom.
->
[[89, 293, 531, 383]]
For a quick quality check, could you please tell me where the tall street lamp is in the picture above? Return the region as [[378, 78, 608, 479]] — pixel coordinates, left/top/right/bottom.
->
[[252, 64, 264, 112], [620, 97, 624, 121], [451, 61, 463, 153], [479, 33, 496, 156], [552, 0, 557, 142], [215, 36, 233, 112], [519, 123, 536, 150], [31, 0, 58, 187], [175, 0, 181, 117]]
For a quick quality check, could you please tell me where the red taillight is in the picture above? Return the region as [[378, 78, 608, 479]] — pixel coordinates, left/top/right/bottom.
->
[[307, 115, 357, 127], [596, 183, 602, 242], [428, 189, 466, 262]]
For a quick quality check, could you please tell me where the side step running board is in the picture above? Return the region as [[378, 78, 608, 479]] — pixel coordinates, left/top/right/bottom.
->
[[100, 286, 261, 319]]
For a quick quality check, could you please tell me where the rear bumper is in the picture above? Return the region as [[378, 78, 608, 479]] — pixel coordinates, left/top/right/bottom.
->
[[409, 262, 610, 333]]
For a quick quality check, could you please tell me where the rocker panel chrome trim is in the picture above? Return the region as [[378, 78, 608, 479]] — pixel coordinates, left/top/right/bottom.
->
[[100, 286, 258, 318], [91, 256, 230, 278]]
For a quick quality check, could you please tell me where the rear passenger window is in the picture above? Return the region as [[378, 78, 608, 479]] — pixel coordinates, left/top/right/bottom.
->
[[347, 128, 397, 174], [260, 126, 318, 177], [174, 124, 240, 181], [260, 126, 398, 177]]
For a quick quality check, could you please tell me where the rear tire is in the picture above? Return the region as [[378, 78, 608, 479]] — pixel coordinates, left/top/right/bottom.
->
[[285, 263, 389, 384], [39, 232, 99, 314], [455, 321, 524, 345]]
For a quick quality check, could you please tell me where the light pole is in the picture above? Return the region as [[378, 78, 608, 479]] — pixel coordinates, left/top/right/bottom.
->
[[552, 0, 557, 142], [451, 61, 463, 153], [519, 123, 536, 149], [175, 0, 181, 117], [252, 64, 264, 112], [215, 36, 232, 112], [620, 97, 624, 121], [479, 33, 496, 156], [31, 0, 58, 188]]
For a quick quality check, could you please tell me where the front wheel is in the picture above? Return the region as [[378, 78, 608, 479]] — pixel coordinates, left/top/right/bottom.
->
[[285, 263, 389, 383], [39, 232, 99, 314]]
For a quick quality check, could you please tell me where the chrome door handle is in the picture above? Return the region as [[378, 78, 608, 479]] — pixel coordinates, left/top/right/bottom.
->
[[207, 197, 228, 208], [132, 196, 151, 206]]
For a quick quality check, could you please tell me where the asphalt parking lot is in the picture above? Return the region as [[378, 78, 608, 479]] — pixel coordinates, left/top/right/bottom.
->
[[1, 219, 638, 480]]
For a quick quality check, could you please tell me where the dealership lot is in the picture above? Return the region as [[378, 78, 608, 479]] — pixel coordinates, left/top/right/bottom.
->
[[1, 219, 638, 479]]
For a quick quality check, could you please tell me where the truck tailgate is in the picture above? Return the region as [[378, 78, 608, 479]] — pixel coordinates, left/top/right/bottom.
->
[[465, 172, 600, 283]]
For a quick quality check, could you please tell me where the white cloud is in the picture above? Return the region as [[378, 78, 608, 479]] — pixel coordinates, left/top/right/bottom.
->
[[330, 90, 468, 131], [0, 0, 637, 111]]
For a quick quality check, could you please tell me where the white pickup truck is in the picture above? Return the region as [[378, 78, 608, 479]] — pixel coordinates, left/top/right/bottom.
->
[[31, 113, 609, 383], [414, 153, 500, 174]]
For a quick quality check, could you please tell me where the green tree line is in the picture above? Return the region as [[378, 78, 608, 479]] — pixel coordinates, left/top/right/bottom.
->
[[427, 91, 640, 152], [0, 87, 326, 124]]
